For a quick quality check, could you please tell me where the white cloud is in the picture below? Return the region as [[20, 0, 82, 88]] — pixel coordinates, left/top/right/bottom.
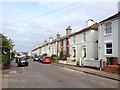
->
[[1, 0, 119, 3], [1, 1, 119, 52]]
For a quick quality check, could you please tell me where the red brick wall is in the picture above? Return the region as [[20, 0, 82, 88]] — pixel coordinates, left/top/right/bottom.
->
[[103, 65, 120, 74], [66, 38, 69, 57]]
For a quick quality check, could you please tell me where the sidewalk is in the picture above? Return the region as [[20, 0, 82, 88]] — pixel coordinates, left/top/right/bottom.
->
[[2, 60, 22, 75], [54, 63, 120, 81]]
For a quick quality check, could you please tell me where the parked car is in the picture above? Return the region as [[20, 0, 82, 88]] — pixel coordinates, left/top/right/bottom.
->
[[38, 55, 44, 62], [33, 55, 39, 61], [17, 56, 28, 67], [25, 56, 29, 59], [15, 56, 23, 63], [41, 57, 52, 63]]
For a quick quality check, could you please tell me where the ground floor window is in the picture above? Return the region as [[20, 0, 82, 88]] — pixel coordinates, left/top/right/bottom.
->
[[105, 43, 112, 55], [82, 48, 86, 58], [73, 47, 76, 57]]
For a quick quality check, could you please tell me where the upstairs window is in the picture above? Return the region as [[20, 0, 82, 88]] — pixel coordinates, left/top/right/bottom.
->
[[73, 35, 76, 44], [82, 32, 86, 43], [105, 23, 112, 34]]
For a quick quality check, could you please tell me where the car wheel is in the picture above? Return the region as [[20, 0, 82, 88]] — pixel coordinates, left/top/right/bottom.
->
[[26, 63, 28, 66], [17, 64, 20, 67]]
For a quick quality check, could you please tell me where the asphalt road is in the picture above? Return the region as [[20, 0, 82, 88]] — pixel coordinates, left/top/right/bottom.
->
[[3, 59, 118, 88]]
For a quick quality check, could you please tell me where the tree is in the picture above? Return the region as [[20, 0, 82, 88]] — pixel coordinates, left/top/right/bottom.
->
[[0, 33, 15, 69], [59, 51, 65, 59], [51, 54, 59, 63], [0, 33, 14, 50]]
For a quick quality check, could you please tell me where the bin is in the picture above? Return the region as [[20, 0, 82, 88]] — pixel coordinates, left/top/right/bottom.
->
[[107, 59, 111, 65], [111, 57, 118, 65]]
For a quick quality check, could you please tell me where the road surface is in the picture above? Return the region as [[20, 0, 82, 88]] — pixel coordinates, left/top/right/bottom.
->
[[2, 59, 118, 88]]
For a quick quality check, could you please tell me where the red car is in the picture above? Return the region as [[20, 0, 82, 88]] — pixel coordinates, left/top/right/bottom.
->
[[42, 57, 52, 63]]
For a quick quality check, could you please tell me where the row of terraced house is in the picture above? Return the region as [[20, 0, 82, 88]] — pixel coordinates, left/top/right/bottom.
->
[[30, 11, 120, 73]]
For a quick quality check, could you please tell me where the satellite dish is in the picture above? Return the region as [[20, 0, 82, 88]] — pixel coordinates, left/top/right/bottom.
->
[[2, 49, 8, 55]]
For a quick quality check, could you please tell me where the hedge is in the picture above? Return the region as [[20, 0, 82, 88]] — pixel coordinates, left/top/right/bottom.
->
[[2, 54, 11, 68], [51, 54, 59, 63], [1, 46, 12, 69]]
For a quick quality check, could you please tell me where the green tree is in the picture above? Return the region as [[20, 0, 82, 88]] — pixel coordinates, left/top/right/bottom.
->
[[42, 53, 47, 56], [0, 33, 14, 50], [59, 51, 65, 59], [0, 33, 15, 69], [51, 54, 59, 63]]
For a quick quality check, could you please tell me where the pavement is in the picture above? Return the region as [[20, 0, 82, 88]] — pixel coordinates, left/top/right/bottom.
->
[[54, 63, 120, 81], [2, 60, 22, 75]]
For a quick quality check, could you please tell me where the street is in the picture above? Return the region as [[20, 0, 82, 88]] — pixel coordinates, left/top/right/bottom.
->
[[2, 59, 118, 88]]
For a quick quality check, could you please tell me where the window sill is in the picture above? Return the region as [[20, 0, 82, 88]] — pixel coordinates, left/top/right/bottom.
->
[[82, 43, 86, 45], [105, 54, 112, 56], [104, 33, 112, 37]]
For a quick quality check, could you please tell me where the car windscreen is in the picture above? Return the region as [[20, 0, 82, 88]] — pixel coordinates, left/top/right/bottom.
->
[[44, 57, 51, 59], [19, 57, 27, 61], [40, 56, 44, 58], [35, 56, 38, 58]]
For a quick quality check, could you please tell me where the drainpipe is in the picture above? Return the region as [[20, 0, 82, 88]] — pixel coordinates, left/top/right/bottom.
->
[[100, 59, 102, 71]]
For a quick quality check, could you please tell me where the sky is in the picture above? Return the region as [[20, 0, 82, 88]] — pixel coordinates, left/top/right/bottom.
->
[[0, 0, 119, 52]]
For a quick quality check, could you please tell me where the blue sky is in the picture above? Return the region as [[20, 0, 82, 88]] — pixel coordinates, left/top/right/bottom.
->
[[0, 0, 119, 52]]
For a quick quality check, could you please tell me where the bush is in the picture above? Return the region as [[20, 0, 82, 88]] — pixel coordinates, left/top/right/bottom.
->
[[1, 47, 11, 69], [51, 54, 59, 60], [11, 52, 15, 60], [59, 51, 65, 59], [42, 53, 47, 56], [51, 54, 59, 63], [2, 54, 11, 69]]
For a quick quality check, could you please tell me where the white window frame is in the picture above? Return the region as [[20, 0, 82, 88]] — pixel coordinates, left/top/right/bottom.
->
[[82, 47, 86, 58], [62, 40, 65, 52], [105, 22, 112, 35], [105, 42, 112, 55], [73, 35, 76, 45], [82, 32, 86, 43], [72, 47, 76, 57]]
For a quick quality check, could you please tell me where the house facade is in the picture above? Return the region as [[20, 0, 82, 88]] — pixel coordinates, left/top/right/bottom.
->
[[98, 11, 120, 65], [68, 21, 99, 67], [31, 26, 70, 59], [49, 40, 57, 56], [31, 20, 99, 67], [56, 26, 71, 60]]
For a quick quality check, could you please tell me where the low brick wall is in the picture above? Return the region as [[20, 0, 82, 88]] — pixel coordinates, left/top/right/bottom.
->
[[103, 65, 120, 74]]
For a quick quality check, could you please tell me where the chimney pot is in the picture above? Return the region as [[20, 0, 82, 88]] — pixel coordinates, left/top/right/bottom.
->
[[66, 26, 72, 35], [49, 36, 53, 42], [57, 32, 61, 40]]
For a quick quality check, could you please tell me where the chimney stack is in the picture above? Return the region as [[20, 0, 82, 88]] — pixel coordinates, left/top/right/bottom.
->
[[49, 36, 53, 43], [86, 19, 95, 27], [57, 32, 61, 40], [66, 26, 72, 36]]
